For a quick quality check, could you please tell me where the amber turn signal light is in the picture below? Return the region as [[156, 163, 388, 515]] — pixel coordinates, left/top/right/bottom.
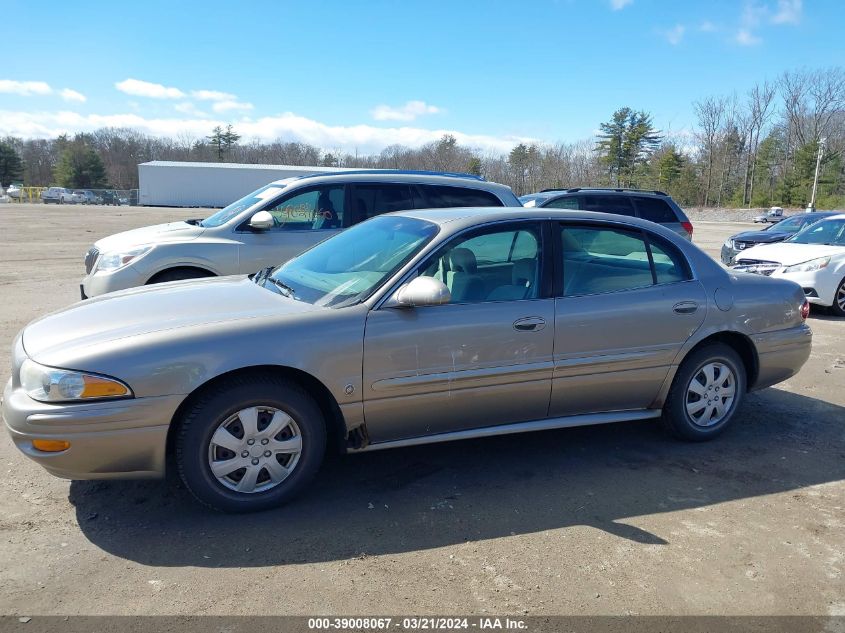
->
[[32, 439, 71, 452]]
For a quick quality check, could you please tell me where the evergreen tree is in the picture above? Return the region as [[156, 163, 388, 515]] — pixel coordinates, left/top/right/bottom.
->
[[597, 108, 662, 187], [207, 126, 226, 161], [53, 135, 108, 188], [0, 141, 24, 185]]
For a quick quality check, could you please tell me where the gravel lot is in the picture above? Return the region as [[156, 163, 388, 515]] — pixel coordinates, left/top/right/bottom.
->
[[0, 203, 843, 617]]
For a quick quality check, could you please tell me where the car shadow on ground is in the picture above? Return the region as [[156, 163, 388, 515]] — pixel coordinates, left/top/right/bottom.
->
[[68, 388, 845, 568]]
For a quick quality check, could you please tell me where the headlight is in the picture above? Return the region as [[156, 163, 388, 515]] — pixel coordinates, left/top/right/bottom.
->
[[20, 359, 132, 402], [724, 239, 734, 248], [783, 257, 830, 273], [96, 246, 152, 272]]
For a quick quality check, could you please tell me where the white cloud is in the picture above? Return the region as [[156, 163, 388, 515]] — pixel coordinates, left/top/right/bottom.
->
[[699, 20, 717, 32], [174, 102, 210, 118], [211, 100, 254, 113], [371, 100, 442, 122], [192, 89, 236, 101], [60, 88, 86, 103], [115, 78, 185, 99], [609, 0, 633, 10], [0, 80, 52, 96], [735, 28, 762, 45], [771, 0, 801, 24], [663, 24, 686, 45], [0, 109, 533, 154]]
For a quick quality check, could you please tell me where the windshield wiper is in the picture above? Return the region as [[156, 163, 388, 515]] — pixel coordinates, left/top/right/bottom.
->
[[265, 277, 296, 298], [252, 266, 274, 285]]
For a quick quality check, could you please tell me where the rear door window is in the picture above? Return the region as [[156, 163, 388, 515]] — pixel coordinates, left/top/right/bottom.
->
[[544, 196, 581, 209], [351, 184, 414, 224], [634, 197, 678, 223], [419, 185, 503, 208], [580, 195, 636, 216]]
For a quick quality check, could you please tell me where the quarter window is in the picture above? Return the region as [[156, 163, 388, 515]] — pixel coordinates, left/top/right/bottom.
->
[[634, 197, 678, 224], [544, 196, 580, 210], [420, 185, 503, 208], [262, 186, 345, 231], [351, 184, 414, 223], [580, 195, 635, 216]]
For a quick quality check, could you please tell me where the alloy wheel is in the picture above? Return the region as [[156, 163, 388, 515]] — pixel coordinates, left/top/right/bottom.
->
[[207, 406, 302, 494], [685, 361, 737, 427]]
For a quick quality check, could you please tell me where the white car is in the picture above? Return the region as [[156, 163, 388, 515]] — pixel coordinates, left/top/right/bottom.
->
[[6, 184, 21, 199], [733, 214, 845, 316], [41, 187, 74, 204]]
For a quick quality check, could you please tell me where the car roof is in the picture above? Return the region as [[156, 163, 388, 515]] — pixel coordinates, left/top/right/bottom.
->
[[395, 205, 684, 237], [267, 171, 492, 188], [533, 187, 671, 199]]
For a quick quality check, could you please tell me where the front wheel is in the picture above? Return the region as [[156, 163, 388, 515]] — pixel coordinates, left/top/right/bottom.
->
[[662, 343, 746, 441], [831, 277, 845, 317], [176, 375, 327, 512]]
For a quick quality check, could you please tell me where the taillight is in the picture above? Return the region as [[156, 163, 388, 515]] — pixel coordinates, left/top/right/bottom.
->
[[800, 299, 810, 320], [681, 221, 694, 237]]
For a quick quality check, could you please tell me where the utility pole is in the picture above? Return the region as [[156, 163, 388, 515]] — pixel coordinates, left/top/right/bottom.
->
[[807, 137, 826, 212]]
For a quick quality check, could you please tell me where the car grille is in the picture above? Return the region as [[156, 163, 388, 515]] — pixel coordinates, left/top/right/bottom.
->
[[732, 259, 780, 276], [84, 247, 99, 274], [733, 240, 754, 250]]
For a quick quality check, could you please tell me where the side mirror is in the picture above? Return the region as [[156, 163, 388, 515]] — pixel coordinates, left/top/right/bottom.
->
[[393, 276, 451, 307], [249, 210, 274, 231]]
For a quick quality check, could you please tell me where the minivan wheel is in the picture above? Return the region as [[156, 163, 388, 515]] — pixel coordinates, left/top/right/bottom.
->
[[176, 376, 326, 512], [662, 343, 746, 441]]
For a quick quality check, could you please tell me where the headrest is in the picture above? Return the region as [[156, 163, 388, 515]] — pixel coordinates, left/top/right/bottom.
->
[[449, 248, 477, 274]]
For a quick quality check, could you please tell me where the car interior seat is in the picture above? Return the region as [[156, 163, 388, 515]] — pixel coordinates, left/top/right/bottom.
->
[[486, 258, 538, 301], [445, 248, 485, 303]]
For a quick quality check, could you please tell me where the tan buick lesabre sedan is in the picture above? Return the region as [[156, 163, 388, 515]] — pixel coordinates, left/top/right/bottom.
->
[[3, 208, 812, 512]]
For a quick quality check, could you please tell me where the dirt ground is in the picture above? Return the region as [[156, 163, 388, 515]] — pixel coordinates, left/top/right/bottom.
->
[[0, 203, 843, 617]]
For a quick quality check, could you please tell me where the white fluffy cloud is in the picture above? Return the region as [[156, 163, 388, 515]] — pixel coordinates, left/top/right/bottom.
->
[[371, 100, 442, 122], [735, 28, 762, 46], [0, 80, 52, 96], [212, 100, 254, 113], [0, 109, 533, 154], [192, 89, 237, 101], [60, 88, 86, 103], [771, 0, 802, 24], [609, 0, 633, 10], [115, 78, 185, 99]]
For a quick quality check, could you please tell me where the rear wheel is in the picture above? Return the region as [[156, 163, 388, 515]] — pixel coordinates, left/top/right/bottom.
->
[[831, 277, 845, 317], [176, 376, 326, 512], [662, 343, 746, 441]]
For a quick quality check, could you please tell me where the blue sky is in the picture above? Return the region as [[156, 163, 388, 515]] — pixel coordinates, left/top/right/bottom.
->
[[1, 0, 839, 154]]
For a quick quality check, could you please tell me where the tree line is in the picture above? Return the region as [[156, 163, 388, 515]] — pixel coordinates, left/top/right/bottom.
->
[[1, 66, 842, 208]]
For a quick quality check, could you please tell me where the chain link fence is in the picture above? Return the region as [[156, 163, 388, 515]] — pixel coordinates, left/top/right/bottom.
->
[[3, 186, 140, 205]]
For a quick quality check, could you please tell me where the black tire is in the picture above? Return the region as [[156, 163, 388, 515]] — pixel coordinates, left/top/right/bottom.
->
[[831, 277, 845, 317], [176, 375, 326, 512], [148, 267, 214, 284], [662, 343, 746, 441]]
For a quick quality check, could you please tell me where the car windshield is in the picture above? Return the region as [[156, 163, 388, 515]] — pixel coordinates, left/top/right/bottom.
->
[[786, 218, 845, 245], [767, 215, 807, 232], [200, 183, 288, 228], [265, 216, 439, 308]]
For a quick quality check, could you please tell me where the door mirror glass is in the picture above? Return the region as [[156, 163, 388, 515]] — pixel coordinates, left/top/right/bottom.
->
[[395, 276, 451, 307], [249, 210, 275, 231]]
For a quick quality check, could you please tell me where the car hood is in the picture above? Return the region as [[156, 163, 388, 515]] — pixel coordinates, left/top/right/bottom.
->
[[736, 242, 845, 266], [94, 221, 205, 252], [731, 229, 791, 243], [22, 276, 323, 362]]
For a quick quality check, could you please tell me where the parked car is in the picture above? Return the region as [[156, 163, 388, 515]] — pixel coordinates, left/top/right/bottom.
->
[[720, 211, 840, 265], [41, 187, 74, 204], [752, 206, 784, 223], [71, 190, 98, 205], [98, 190, 119, 205], [4, 207, 812, 512], [733, 214, 845, 316], [6, 184, 21, 199], [79, 170, 520, 298], [520, 188, 693, 240]]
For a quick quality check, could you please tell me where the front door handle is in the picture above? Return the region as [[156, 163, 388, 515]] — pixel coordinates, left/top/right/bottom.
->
[[513, 316, 546, 332], [673, 301, 699, 315]]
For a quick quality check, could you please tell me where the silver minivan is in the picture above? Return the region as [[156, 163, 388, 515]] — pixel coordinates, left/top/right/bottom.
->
[[80, 171, 520, 298]]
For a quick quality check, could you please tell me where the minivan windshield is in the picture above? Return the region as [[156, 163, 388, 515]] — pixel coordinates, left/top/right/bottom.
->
[[200, 183, 289, 228], [785, 218, 845, 245], [264, 216, 438, 308]]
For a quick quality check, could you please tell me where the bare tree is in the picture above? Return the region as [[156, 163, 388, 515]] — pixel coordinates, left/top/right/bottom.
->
[[694, 96, 727, 206]]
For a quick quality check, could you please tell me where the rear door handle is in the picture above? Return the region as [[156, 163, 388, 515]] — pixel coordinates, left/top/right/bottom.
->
[[513, 316, 546, 332], [673, 301, 699, 315]]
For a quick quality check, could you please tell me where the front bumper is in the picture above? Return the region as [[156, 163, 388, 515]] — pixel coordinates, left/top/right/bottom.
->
[[769, 269, 839, 307], [80, 264, 147, 298], [2, 379, 182, 480], [721, 244, 739, 265]]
